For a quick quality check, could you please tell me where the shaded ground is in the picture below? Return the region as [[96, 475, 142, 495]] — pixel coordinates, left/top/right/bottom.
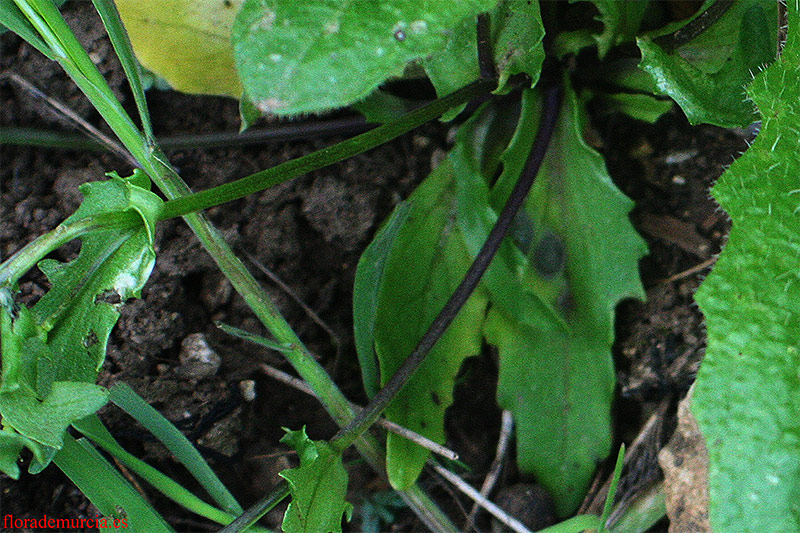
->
[[1, 4, 748, 531]]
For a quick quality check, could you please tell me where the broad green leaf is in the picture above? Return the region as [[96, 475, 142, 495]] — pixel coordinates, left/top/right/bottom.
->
[[0, 382, 108, 448], [572, 0, 650, 58], [353, 202, 410, 398], [424, 0, 545, 107], [692, 4, 800, 530], [115, 0, 244, 98], [637, 0, 777, 127], [371, 158, 488, 490], [0, 170, 160, 468], [232, 0, 498, 115], [455, 85, 646, 515], [279, 427, 352, 533]]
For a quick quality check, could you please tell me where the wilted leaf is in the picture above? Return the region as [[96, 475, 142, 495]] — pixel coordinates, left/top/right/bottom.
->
[[279, 427, 352, 533], [455, 85, 646, 515], [364, 158, 487, 490], [692, 4, 800, 530], [658, 385, 710, 532], [116, 0, 244, 98], [232, 0, 497, 115], [637, 0, 777, 127]]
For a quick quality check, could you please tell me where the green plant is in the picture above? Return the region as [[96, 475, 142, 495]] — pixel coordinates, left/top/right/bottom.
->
[[0, 0, 796, 531]]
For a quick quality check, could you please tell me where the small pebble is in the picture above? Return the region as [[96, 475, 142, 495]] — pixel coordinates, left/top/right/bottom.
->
[[239, 380, 257, 402], [672, 175, 687, 185], [176, 333, 221, 380]]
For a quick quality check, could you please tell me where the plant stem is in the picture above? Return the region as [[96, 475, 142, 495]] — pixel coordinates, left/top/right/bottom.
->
[[157, 78, 495, 220], [329, 79, 563, 453], [0, 117, 373, 152], [0, 212, 139, 289]]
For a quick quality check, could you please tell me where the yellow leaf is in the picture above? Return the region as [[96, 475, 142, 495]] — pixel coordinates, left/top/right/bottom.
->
[[116, 0, 243, 98]]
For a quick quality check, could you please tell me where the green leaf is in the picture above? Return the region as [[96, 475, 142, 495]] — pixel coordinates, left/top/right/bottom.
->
[[572, 0, 649, 58], [353, 202, 410, 398], [692, 4, 800, 530], [109, 383, 243, 515], [592, 92, 673, 123], [0, 382, 108, 448], [0, 0, 62, 59], [424, 0, 545, 109], [54, 433, 174, 531], [370, 159, 488, 490], [455, 85, 646, 515], [232, 0, 498, 115], [637, 0, 777, 127], [279, 427, 352, 533], [0, 170, 160, 467], [28, 170, 159, 390], [115, 0, 244, 98], [0, 430, 45, 479]]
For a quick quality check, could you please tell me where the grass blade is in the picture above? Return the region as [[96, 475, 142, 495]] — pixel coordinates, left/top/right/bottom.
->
[[53, 433, 174, 531], [600, 444, 626, 532], [109, 383, 243, 515], [91, 0, 153, 141], [73, 415, 270, 531], [0, 0, 55, 58]]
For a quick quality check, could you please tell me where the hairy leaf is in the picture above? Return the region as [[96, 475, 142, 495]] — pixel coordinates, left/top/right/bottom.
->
[[455, 86, 646, 515], [232, 0, 497, 115], [279, 427, 352, 533], [0, 170, 160, 469], [637, 0, 777, 127], [692, 4, 800, 529], [572, 0, 649, 58], [367, 159, 488, 490], [116, 0, 244, 98]]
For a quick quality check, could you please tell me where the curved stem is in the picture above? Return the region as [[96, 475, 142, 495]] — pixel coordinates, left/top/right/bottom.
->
[[157, 78, 496, 220], [0, 211, 139, 289]]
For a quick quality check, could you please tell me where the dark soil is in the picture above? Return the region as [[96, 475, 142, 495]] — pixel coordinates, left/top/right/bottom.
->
[[1, 3, 749, 532]]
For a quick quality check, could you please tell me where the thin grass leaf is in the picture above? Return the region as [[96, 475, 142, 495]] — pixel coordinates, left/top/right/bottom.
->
[[0, 0, 55, 58], [600, 444, 626, 532], [91, 0, 153, 141], [109, 383, 243, 515], [216, 322, 293, 353], [73, 415, 269, 530], [53, 433, 173, 531]]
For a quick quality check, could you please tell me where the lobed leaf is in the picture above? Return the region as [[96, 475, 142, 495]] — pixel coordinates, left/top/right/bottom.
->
[[0, 170, 160, 471], [692, 3, 800, 529], [424, 0, 545, 109], [279, 427, 352, 533], [572, 0, 649, 58], [232, 0, 498, 115], [637, 0, 777, 127], [454, 85, 646, 515]]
